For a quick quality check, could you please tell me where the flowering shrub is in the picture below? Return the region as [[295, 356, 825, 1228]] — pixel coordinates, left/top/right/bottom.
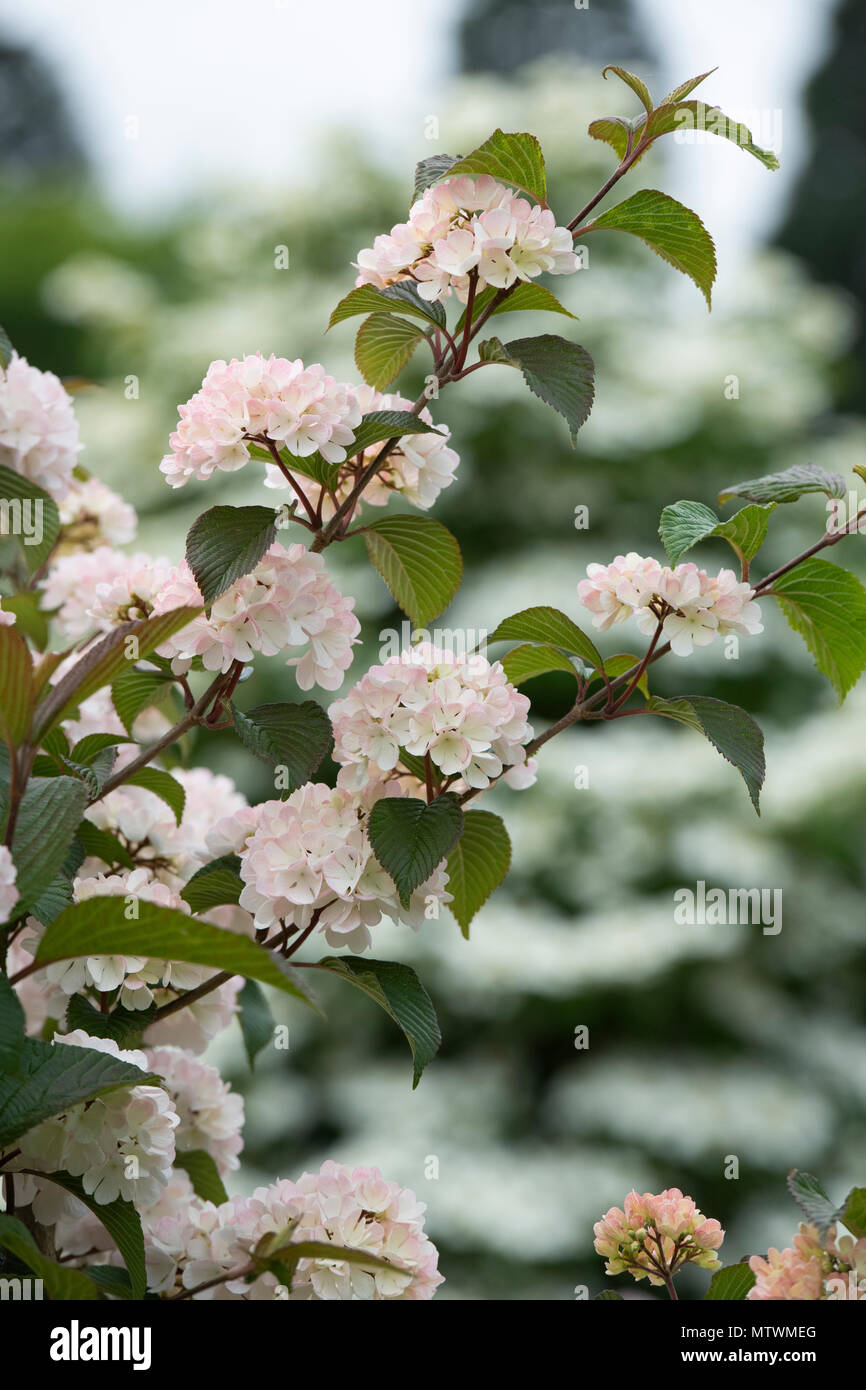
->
[[0, 65, 863, 1304]]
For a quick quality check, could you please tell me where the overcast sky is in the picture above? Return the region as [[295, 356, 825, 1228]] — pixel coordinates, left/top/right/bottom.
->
[[0, 0, 838, 248]]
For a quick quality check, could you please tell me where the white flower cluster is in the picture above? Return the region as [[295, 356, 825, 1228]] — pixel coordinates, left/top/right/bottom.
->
[[58, 475, 138, 547], [0, 352, 82, 498], [0, 844, 19, 924], [145, 1046, 244, 1177]]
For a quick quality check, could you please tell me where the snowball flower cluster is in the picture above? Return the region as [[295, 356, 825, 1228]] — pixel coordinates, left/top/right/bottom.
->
[[0, 352, 82, 498], [159, 353, 362, 488], [356, 174, 580, 303], [14, 1032, 178, 1207], [145, 1047, 244, 1176], [154, 542, 359, 688], [264, 385, 459, 518], [594, 1188, 724, 1285], [159, 1160, 442, 1300], [0, 844, 18, 924], [748, 1223, 866, 1300], [578, 553, 764, 655], [238, 781, 451, 952], [41, 546, 159, 641], [58, 474, 138, 547], [329, 642, 535, 791]]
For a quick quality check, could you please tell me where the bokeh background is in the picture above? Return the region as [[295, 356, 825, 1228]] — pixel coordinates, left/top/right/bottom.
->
[[1, 0, 865, 1298]]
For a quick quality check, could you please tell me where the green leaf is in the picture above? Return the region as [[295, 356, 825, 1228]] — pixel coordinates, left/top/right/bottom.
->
[[35, 898, 321, 1009], [354, 314, 426, 390], [705, 1263, 756, 1300], [74, 820, 135, 871], [349, 410, 444, 456], [329, 281, 446, 330], [111, 666, 177, 734], [602, 64, 654, 117], [4, 776, 90, 912], [595, 1289, 625, 1301], [181, 855, 244, 913], [446, 129, 547, 204], [0, 591, 49, 649], [65, 992, 156, 1048], [456, 280, 578, 333], [362, 514, 462, 627], [659, 499, 776, 567], [718, 463, 845, 506], [588, 190, 716, 309], [173, 1149, 229, 1205], [412, 153, 461, 201], [30, 1170, 147, 1299], [0, 463, 61, 572], [488, 605, 601, 667], [232, 701, 333, 791], [475, 334, 595, 443], [30, 875, 74, 927], [83, 1265, 135, 1299], [238, 978, 275, 1070], [32, 606, 200, 738], [645, 100, 780, 171], [368, 793, 463, 909], [660, 69, 717, 105], [502, 642, 582, 687], [0, 1035, 154, 1151], [0, 621, 34, 747], [592, 653, 650, 699], [0, 973, 26, 1064], [837, 1187, 866, 1240], [186, 505, 278, 608], [787, 1169, 838, 1238], [0, 325, 14, 368], [647, 695, 765, 812], [587, 116, 635, 163], [445, 810, 511, 936], [317, 956, 441, 1087], [123, 767, 186, 825], [253, 1232, 394, 1282], [0, 1213, 98, 1300], [773, 558, 866, 701]]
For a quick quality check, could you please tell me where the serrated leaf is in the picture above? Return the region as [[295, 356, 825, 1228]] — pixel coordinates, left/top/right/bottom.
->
[[445, 810, 511, 936], [35, 898, 320, 1008], [232, 701, 333, 791], [317, 956, 441, 1087], [0, 1213, 98, 1300], [502, 642, 581, 688], [3, 776, 89, 911], [181, 855, 244, 913], [589, 190, 716, 309], [705, 1263, 756, 1300], [362, 514, 462, 627], [354, 314, 426, 391], [592, 653, 650, 699], [74, 819, 135, 871], [602, 64, 653, 116], [329, 281, 445, 330], [660, 69, 717, 105], [587, 116, 634, 162], [412, 153, 462, 201], [30, 875, 74, 927], [718, 463, 846, 506], [646, 100, 780, 170], [238, 978, 275, 1070], [488, 605, 601, 667], [446, 129, 547, 204], [349, 410, 444, 456], [368, 793, 463, 909], [173, 1149, 229, 1205], [123, 766, 186, 825], [773, 558, 866, 701], [111, 666, 176, 735], [647, 695, 765, 812], [456, 280, 578, 333], [65, 992, 156, 1047], [476, 334, 595, 443], [659, 499, 776, 567], [30, 1170, 147, 1298], [0, 1035, 154, 1150], [0, 621, 34, 747], [0, 463, 61, 572], [836, 1187, 866, 1240], [186, 505, 278, 608], [787, 1169, 838, 1237]]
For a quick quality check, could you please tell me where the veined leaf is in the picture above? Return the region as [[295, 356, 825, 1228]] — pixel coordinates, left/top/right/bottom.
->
[[0, 1213, 98, 1300], [718, 463, 845, 506], [445, 129, 547, 204], [186, 505, 278, 608], [0, 463, 61, 572], [232, 701, 333, 791], [588, 190, 716, 309], [488, 605, 601, 667], [354, 314, 426, 390], [659, 498, 776, 567], [502, 642, 582, 687], [475, 334, 595, 443], [317, 956, 441, 1087], [362, 514, 462, 627], [368, 793, 464, 908], [772, 558, 866, 701], [647, 694, 765, 812], [329, 281, 445, 330], [445, 810, 511, 936]]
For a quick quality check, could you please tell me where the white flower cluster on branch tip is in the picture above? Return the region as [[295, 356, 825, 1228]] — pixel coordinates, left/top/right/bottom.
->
[[355, 174, 580, 303], [578, 553, 764, 655]]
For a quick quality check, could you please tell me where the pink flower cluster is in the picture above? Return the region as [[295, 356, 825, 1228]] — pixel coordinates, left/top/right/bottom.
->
[[749, 1223, 866, 1300], [0, 352, 82, 498], [59, 475, 138, 547], [237, 781, 452, 952], [159, 353, 362, 488], [594, 1188, 724, 1286], [154, 542, 359, 689], [264, 385, 460, 518], [41, 546, 165, 641], [329, 642, 535, 791], [145, 1046, 244, 1177], [149, 1160, 443, 1300], [356, 174, 580, 303], [0, 845, 18, 924], [578, 552, 764, 656]]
